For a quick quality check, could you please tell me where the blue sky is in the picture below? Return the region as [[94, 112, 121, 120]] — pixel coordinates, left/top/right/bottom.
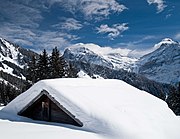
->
[[0, 0, 180, 52]]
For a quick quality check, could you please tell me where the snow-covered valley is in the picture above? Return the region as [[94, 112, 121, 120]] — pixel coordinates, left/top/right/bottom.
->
[[0, 117, 103, 139]]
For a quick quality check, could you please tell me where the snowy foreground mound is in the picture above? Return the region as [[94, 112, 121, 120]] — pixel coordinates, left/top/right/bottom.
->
[[1, 78, 180, 139]]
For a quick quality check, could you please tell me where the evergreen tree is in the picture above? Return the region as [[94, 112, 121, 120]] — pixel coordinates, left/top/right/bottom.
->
[[25, 48, 79, 83], [67, 63, 78, 78], [5, 83, 11, 102], [0, 81, 6, 104], [49, 47, 63, 78], [26, 55, 38, 83], [166, 84, 180, 115], [0, 81, 21, 104], [37, 49, 50, 80], [60, 55, 68, 78]]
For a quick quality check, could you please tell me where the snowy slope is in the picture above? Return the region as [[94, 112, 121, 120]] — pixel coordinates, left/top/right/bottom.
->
[[63, 43, 138, 71], [1, 78, 180, 139], [0, 38, 22, 66], [137, 38, 180, 85], [0, 37, 38, 80], [0, 37, 39, 93], [0, 118, 103, 139], [0, 38, 25, 78]]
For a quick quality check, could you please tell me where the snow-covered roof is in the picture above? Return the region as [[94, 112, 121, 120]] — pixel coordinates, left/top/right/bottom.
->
[[2, 78, 180, 139]]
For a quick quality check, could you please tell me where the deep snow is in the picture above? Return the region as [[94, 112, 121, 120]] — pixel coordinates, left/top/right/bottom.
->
[[0, 117, 103, 139], [1, 78, 180, 139]]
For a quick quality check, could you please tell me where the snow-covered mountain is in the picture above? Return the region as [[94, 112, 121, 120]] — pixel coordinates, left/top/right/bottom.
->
[[63, 43, 138, 71], [63, 42, 178, 99], [1, 37, 179, 86], [0, 37, 38, 88], [0, 37, 179, 98], [1, 37, 178, 87], [0, 37, 179, 114], [63, 39, 180, 86], [0, 38, 24, 79], [137, 38, 180, 85]]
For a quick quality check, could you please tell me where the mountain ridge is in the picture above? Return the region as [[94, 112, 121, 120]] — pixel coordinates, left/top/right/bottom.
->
[[0, 37, 179, 115], [0, 37, 38, 92], [137, 38, 180, 85], [64, 38, 180, 86], [1, 37, 179, 86], [64, 43, 138, 71]]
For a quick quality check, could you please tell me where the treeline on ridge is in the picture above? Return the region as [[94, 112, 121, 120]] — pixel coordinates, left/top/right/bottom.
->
[[0, 47, 78, 105], [26, 47, 78, 84]]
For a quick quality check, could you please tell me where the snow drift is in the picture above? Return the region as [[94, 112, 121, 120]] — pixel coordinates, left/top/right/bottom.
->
[[1, 78, 180, 139]]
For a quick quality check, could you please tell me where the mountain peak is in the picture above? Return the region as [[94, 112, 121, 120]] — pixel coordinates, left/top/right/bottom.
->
[[161, 38, 177, 44], [68, 43, 104, 56], [153, 38, 178, 50], [64, 43, 138, 71], [138, 38, 180, 85]]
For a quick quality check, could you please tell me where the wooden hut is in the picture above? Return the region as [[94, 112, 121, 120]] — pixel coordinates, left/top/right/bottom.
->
[[18, 90, 83, 127]]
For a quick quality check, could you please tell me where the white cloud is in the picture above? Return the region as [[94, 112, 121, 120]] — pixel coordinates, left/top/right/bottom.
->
[[147, 0, 167, 13], [71, 36, 163, 58], [113, 36, 159, 58], [12, 39, 34, 46], [0, 24, 36, 45], [174, 33, 180, 41], [79, 0, 127, 19], [52, 18, 83, 31], [118, 45, 157, 58], [0, 24, 76, 52], [70, 43, 132, 56], [0, 0, 79, 52], [0, 0, 43, 28], [0, 0, 127, 51], [96, 23, 129, 40], [127, 36, 156, 46], [34, 31, 71, 52], [46, 0, 127, 20], [69, 41, 157, 59]]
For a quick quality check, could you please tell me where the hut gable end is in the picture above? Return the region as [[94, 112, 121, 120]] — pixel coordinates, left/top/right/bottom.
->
[[18, 90, 83, 127]]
